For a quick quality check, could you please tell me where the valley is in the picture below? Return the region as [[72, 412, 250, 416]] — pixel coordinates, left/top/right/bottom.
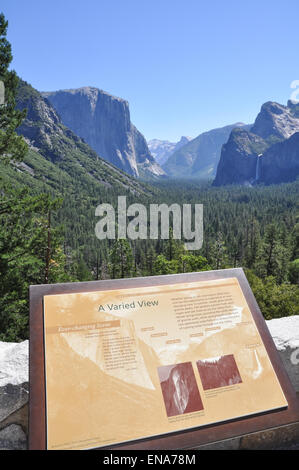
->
[[0, 13, 299, 343]]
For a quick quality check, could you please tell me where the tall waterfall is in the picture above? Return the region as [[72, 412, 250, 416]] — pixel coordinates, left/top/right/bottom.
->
[[255, 154, 262, 182]]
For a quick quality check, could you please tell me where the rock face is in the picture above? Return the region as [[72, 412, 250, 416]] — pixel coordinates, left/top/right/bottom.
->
[[15, 79, 150, 195], [259, 132, 299, 184], [0, 341, 28, 387], [213, 128, 268, 186], [163, 124, 249, 179], [267, 316, 299, 393], [213, 101, 299, 186], [148, 136, 192, 166], [0, 341, 28, 450], [42, 87, 165, 179], [251, 101, 299, 140], [131, 124, 165, 178]]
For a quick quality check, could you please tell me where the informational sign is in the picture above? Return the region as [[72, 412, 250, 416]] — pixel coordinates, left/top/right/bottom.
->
[[42, 276, 287, 450]]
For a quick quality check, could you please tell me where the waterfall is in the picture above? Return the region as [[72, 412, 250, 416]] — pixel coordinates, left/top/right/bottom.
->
[[255, 154, 262, 182]]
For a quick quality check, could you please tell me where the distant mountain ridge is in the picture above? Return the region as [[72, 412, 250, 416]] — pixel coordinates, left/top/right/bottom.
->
[[162, 123, 249, 179], [17, 79, 299, 187], [148, 136, 192, 166], [42, 87, 165, 179], [213, 100, 299, 186]]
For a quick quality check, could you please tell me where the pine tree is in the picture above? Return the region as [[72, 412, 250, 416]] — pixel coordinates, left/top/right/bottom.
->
[[0, 191, 67, 340], [289, 259, 299, 285], [255, 224, 286, 280], [146, 245, 156, 275], [108, 239, 133, 279], [0, 14, 70, 340], [0, 13, 27, 163], [163, 228, 184, 261], [178, 253, 210, 273], [245, 218, 261, 269], [210, 232, 228, 270]]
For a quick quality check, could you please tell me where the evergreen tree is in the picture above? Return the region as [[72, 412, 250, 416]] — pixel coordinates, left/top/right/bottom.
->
[[0, 191, 67, 340], [244, 218, 261, 269], [146, 245, 156, 276], [0, 13, 27, 162], [162, 228, 184, 261], [290, 222, 299, 260], [178, 253, 210, 273], [109, 239, 133, 279], [255, 224, 289, 281], [289, 259, 299, 285], [210, 232, 228, 270], [75, 255, 93, 281], [0, 14, 70, 340], [153, 254, 179, 275]]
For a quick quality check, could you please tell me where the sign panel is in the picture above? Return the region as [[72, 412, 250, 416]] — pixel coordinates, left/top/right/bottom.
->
[[42, 276, 287, 450]]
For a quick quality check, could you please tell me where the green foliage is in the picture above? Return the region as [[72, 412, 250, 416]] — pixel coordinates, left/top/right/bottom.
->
[[0, 187, 70, 340], [1, 13, 299, 341], [1, 155, 299, 340], [178, 253, 211, 273], [0, 13, 27, 162], [109, 239, 133, 279], [254, 223, 291, 282], [0, 14, 72, 340], [153, 252, 210, 276], [289, 259, 299, 285], [245, 269, 299, 319], [162, 229, 185, 261], [72, 255, 93, 281], [209, 232, 228, 270], [153, 254, 179, 275]]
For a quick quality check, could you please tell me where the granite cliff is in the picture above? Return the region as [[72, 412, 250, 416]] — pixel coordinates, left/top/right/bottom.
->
[[251, 101, 299, 140], [259, 132, 299, 185], [14, 79, 150, 195], [213, 100, 299, 186], [213, 128, 268, 186], [42, 87, 165, 179]]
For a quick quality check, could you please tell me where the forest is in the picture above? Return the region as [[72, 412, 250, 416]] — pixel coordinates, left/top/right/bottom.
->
[[0, 13, 299, 341]]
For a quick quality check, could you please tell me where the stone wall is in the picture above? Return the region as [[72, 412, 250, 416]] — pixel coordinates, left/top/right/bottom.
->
[[0, 341, 28, 450], [0, 316, 298, 450], [266, 316, 299, 393]]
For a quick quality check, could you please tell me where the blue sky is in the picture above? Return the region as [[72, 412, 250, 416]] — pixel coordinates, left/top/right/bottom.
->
[[2, 0, 299, 141]]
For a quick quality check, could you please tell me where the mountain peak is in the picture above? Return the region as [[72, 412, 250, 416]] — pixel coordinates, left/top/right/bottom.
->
[[41, 87, 164, 178], [213, 99, 299, 186], [162, 123, 250, 179], [251, 100, 299, 140], [43, 86, 127, 103], [178, 136, 192, 144], [15, 78, 150, 194]]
